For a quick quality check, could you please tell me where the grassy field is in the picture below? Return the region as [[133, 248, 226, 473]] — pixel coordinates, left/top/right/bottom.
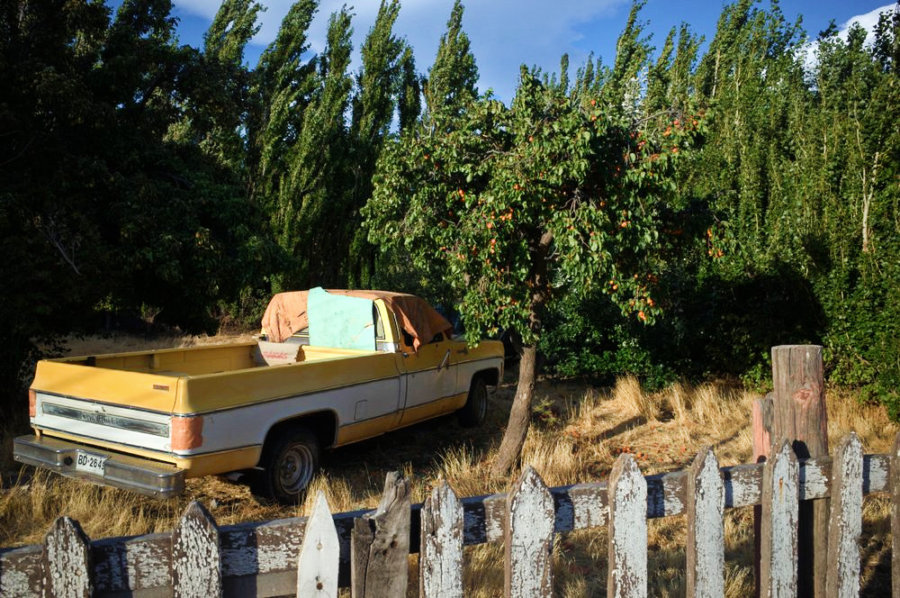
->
[[1, 333, 896, 596]]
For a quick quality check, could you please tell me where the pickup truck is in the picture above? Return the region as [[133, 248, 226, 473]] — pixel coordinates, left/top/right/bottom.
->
[[14, 288, 504, 504]]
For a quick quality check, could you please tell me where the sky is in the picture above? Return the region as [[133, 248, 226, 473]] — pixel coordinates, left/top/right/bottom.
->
[[165, 0, 897, 103]]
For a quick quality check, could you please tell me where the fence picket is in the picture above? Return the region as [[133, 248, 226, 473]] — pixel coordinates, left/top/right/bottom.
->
[[420, 482, 464, 598], [40, 517, 91, 598], [171, 501, 222, 598], [608, 453, 647, 598], [891, 432, 900, 598], [1, 441, 895, 596], [297, 491, 339, 597], [350, 472, 410, 597], [686, 447, 724, 598], [760, 439, 799, 597], [826, 433, 863, 598], [504, 466, 554, 598]]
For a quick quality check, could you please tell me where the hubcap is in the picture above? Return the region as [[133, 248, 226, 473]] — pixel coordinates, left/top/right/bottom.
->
[[278, 444, 314, 493]]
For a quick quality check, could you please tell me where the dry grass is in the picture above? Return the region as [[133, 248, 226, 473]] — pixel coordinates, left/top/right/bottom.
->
[[2, 333, 897, 596]]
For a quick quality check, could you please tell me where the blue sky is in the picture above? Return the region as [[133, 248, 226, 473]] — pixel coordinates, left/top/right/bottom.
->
[[166, 0, 896, 102]]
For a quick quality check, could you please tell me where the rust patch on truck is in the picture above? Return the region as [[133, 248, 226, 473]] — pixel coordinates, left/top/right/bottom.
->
[[171, 416, 204, 451]]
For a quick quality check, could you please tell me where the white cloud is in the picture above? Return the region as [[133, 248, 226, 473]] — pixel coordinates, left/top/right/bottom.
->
[[837, 3, 895, 45], [174, 0, 626, 102], [800, 3, 896, 71], [173, 0, 222, 20]]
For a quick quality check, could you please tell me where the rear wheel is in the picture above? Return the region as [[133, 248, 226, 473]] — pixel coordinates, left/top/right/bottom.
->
[[252, 426, 319, 505], [458, 376, 488, 427]]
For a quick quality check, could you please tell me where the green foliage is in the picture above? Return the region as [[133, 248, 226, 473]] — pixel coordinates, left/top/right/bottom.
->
[[423, 0, 479, 125], [366, 66, 697, 348], [0, 0, 274, 409], [538, 291, 678, 390], [2, 0, 898, 421]]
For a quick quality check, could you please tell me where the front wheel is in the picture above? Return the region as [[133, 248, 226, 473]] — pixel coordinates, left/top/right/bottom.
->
[[458, 377, 488, 427], [252, 426, 320, 505]]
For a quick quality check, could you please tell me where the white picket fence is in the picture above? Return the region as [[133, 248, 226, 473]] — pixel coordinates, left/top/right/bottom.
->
[[0, 432, 896, 597]]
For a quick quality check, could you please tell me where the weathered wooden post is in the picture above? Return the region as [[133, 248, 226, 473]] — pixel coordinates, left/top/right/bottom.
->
[[771, 345, 829, 598], [350, 472, 410, 598]]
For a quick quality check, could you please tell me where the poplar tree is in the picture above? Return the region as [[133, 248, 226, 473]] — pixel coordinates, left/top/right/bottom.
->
[[603, 0, 652, 112], [347, 0, 411, 286], [285, 8, 355, 287], [186, 0, 262, 170], [423, 0, 478, 127], [248, 0, 318, 290]]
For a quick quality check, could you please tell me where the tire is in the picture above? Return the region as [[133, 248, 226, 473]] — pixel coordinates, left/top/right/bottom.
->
[[252, 426, 320, 505], [458, 376, 489, 427]]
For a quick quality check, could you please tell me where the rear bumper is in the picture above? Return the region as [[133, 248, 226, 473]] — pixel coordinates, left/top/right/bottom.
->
[[14, 435, 185, 499]]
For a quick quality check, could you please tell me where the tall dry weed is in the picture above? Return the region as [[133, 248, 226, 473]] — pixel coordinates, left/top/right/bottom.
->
[[614, 375, 661, 421]]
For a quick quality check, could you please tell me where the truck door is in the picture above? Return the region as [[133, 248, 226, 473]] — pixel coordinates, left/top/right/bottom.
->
[[397, 330, 459, 426]]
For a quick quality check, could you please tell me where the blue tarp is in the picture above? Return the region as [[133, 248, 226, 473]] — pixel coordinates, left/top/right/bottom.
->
[[307, 287, 376, 350]]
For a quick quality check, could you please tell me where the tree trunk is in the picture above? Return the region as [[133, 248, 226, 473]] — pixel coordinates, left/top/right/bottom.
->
[[491, 344, 538, 476]]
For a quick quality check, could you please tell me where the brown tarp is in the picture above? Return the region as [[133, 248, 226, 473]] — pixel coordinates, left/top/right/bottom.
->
[[261, 289, 452, 351]]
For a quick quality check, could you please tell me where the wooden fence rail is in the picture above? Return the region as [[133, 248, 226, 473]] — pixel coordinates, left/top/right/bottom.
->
[[0, 433, 894, 597]]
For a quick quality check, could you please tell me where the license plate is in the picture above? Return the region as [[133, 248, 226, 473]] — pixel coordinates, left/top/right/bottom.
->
[[74, 451, 107, 476]]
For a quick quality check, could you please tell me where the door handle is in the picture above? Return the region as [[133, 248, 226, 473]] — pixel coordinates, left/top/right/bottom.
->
[[439, 349, 451, 370]]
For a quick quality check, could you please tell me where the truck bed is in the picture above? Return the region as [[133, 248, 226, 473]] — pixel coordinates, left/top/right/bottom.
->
[[55, 342, 373, 376], [32, 342, 391, 414]]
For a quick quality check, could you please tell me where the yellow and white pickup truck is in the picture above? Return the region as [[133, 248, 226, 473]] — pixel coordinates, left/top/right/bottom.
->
[[14, 288, 503, 503]]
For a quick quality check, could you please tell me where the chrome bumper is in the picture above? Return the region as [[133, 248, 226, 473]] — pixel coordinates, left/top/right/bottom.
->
[[14, 435, 185, 499]]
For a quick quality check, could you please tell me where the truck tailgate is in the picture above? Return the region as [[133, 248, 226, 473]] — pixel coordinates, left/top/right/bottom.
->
[[31, 360, 180, 413]]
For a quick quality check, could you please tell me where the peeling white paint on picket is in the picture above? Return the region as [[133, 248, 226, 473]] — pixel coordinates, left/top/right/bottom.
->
[[0, 562, 33, 598], [608, 454, 647, 598], [826, 433, 863, 598], [798, 458, 829, 500], [420, 482, 463, 598], [686, 447, 724, 598], [41, 517, 91, 598], [1, 434, 896, 597], [760, 439, 799, 597], [297, 491, 339, 597], [171, 501, 222, 598], [504, 467, 554, 598]]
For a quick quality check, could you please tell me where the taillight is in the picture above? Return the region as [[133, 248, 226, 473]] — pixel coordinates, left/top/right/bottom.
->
[[171, 416, 204, 451], [28, 389, 36, 418]]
